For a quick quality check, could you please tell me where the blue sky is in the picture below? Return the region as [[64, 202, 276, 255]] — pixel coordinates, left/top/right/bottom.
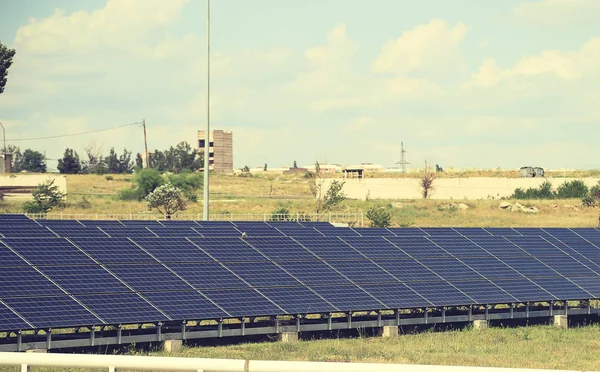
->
[[0, 0, 599, 170]]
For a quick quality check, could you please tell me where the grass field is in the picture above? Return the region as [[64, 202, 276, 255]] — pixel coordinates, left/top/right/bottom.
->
[[2, 325, 600, 371], [1, 173, 599, 227]]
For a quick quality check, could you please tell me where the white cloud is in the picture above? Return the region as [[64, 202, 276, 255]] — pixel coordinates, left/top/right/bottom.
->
[[512, 0, 600, 27]]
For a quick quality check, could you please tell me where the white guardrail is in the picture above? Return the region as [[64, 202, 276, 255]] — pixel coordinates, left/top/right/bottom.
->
[[0, 353, 594, 372]]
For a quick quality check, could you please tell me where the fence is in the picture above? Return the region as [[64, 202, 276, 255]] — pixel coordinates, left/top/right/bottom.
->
[[1, 352, 587, 372], [25, 212, 365, 227]]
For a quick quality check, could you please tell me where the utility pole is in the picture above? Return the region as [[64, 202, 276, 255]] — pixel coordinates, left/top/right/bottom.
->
[[202, 0, 211, 221], [396, 141, 410, 173], [0, 122, 5, 154], [142, 119, 149, 168]]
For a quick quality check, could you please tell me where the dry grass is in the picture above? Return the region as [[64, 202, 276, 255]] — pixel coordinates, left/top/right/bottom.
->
[[0, 173, 598, 228], [2, 325, 600, 371]]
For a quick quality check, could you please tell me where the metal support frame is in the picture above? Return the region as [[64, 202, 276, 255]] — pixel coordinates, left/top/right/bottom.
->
[[117, 325, 122, 345], [549, 301, 554, 316], [327, 314, 332, 331], [241, 318, 246, 336], [91, 328, 95, 347], [46, 329, 52, 350], [510, 303, 514, 319], [424, 308, 428, 324], [182, 322, 187, 340], [157, 322, 162, 342], [347, 313, 352, 329], [441, 308, 446, 323], [217, 319, 223, 337]]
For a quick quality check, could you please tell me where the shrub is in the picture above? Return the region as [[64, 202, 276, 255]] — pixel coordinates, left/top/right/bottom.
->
[[22, 179, 65, 214], [77, 195, 92, 209], [582, 195, 597, 208], [105, 175, 113, 181], [511, 181, 555, 200], [556, 180, 589, 199], [118, 188, 139, 201], [270, 206, 291, 221], [366, 206, 392, 227], [145, 183, 187, 219], [167, 172, 203, 194]]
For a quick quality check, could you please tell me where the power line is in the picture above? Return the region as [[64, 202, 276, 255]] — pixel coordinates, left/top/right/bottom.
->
[[5, 122, 142, 142]]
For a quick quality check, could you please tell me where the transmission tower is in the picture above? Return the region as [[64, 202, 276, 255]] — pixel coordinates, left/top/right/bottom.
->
[[396, 141, 410, 173]]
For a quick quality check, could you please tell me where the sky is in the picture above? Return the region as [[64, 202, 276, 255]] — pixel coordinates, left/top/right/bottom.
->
[[0, 0, 599, 171]]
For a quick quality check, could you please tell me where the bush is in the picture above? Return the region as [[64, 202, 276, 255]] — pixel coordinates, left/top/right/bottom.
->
[[119, 168, 165, 201], [167, 172, 203, 194], [556, 180, 589, 199], [366, 206, 392, 227], [22, 180, 66, 214], [105, 175, 113, 181], [270, 206, 291, 221], [118, 188, 139, 201], [145, 183, 187, 219], [511, 181, 554, 200], [582, 195, 597, 208]]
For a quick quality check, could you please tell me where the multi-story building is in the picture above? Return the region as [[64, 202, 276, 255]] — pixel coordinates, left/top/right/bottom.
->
[[197, 130, 233, 172]]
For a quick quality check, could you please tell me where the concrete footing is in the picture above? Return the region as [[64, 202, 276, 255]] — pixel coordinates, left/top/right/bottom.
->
[[378, 325, 399, 338], [162, 339, 183, 353], [279, 332, 299, 343], [553, 315, 568, 329], [25, 349, 47, 353], [473, 320, 488, 330]]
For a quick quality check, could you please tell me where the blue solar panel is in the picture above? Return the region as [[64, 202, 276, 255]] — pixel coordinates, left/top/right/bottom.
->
[[2, 238, 95, 265], [75, 293, 168, 324], [0, 225, 57, 238], [429, 237, 493, 257], [358, 283, 432, 308], [293, 237, 365, 260], [313, 227, 361, 237], [308, 285, 385, 310], [449, 280, 517, 304], [196, 221, 236, 227], [351, 228, 396, 237], [166, 262, 248, 289], [71, 238, 158, 264], [222, 261, 303, 288], [535, 278, 592, 299], [189, 237, 267, 262], [386, 236, 453, 258], [568, 276, 600, 297], [534, 255, 599, 277], [47, 227, 109, 238], [274, 226, 325, 238], [421, 228, 461, 236], [78, 220, 125, 227], [505, 236, 568, 256], [325, 260, 399, 284], [0, 214, 31, 221], [386, 228, 427, 236], [341, 237, 412, 260], [0, 267, 64, 297], [374, 259, 440, 282], [3, 296, 102, 329], [119, 220, 164, 227], [202, 288, 284, 317], [467, 236, 529, 257], [453, 228, 492, 236], [459, 257, 523, 279], [500, 257, 561, 278], [37, 265, 131, 294], [38, 220, 85, 228], [276, 260, 354, 286], [0, 301, 30, 331], [193, 227, 243, 237], [418, 258, 487, 281], [492, 279, 556, 302], [513, 228, 548, 236], [404, 281, 474, 306], [141, 291, 229, 320], [258, 286, 337, 314], [244, 237, 316, 261], [572, 228, 600, 243], [101, 227, 158, 238], [233, 226, 285, 237], [484, 228, 522, 236], [146, 227, 202, 237], [157, 220, 202, 228], [132, 237, 213, 262], [0, 242, 29, 267], [105, 264, 191, 291]]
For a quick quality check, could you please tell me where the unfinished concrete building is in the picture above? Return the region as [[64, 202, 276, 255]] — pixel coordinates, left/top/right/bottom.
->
[[197, 130, 233, 172]]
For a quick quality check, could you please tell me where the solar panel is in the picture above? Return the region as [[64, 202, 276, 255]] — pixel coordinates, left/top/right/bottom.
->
[[146, 227, 202, 237], [37, 265, 131, 294], [0, 243, 29, 267], [373, 259, 440, 282], [293, 237, 365, 260], [420, 228, 461, 236], [0, 267, 65, 297], [449, 280, 517, 304], [244, 236, 317, 261], [38, 220, 84, 228], [78, 220, 125, 227], [492, 279, 556, 302], [484, 228, 522, 236], [158, 220, 202, 228], [386, 236, 453, 258], [201, 288, 284, 317], [459, 257, 524, 279], [567, 276, 600, 297], [308, 285, 385, 310], [453, 228, 492, 236], [71, 237, 158, 264], [386, 228, 427, 236], [105, 264, 192, 292], [222, 261, 303, 287], [0, 214, 31, 221], [2, 296, 102, 329], [534, 255, 599, 277], [0, 301, 31, 331], [119, 220, 164, 227], [196, 221, 235, 227], [341, 237, 412, 260], [0, 225, 57, 238], [500, 257, 561, 278], [535, 278, 592, 299], [258, 286, 337, 314], [141, 291, 229, 320], [325, 260, 399, 284], [192, 227, 243, 237], [189, 237, 267, 262], [75, 293, 169, 324], [165, 262, 249, 289], [101, 227, 158, 238], [418, 258, 487, 281], [358, 283, 432, 308], [313, 227, 361, 237], [467, 236, 530, 258], [2, 238, 95, 265], [46, 227, 109, 238], [276, 260, 355, 286], [351, 228, 396, 237], [404, 281, 474, 306], [132, 237, 213, 262], [429, 237, 493, 258], [505, 236, 568, 256]]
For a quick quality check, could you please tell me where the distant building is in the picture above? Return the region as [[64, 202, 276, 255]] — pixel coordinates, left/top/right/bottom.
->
[[198, 130, 233, 172], [0, 154, 12, 174]]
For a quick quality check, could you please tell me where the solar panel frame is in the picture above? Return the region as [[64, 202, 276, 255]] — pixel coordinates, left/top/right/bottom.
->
[[2, 238, 96, 265], [2, 296, 102, 329], [75, 293, 169, 324]]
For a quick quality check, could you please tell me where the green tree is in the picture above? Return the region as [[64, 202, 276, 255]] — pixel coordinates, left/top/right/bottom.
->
[[18, 149, 46, 173], [0, 145, 21, 171], [366, 206, 392, 227], [145, 183, 187, 219], [105, 148, 119, 173], [119, 168, 165, 201], [117, 148, 133, 174], [22, 179, 65, 214], [309, 162, 346, 213], [0, 41, 16, 95], [264, 163, 268, 171], [293, 160, 298, 169], [135, 153, 144, 169], [556, 180, 589, 199], [57, 148, 81, 174]]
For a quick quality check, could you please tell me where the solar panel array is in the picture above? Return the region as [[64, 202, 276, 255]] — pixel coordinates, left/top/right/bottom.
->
[[1, 214, 600, 332]]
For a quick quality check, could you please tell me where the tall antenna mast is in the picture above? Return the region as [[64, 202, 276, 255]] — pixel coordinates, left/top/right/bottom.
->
[[396, 141, 410, 173]]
